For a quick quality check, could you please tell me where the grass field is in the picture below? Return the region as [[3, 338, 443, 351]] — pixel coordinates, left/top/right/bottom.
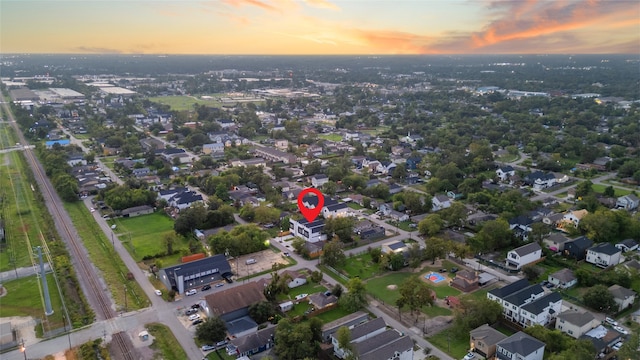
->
[[109, 212, 181, 262], [592, 183, 632, 197], [64, 202, 149, 310], [318, 134, 343, 142], [313, 306, 353, 323], [0, 274, 66, 331], [146, 322, 188, 360], [366, 272, 413, 305], [428, 328, 470, 359], [339, 253, 385, 279], [147, 95, 223, 111], [277, 282, 326, 302]]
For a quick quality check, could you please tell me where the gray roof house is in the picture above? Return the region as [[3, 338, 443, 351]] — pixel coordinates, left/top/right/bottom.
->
[[548, 268, 577, 289], [609, 284, 637, 312], [555, 310, 599, 339], [496, 331, 545, 360], [470, 324, 507, 359]]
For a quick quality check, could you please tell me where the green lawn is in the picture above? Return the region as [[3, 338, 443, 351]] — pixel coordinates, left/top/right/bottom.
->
[[64, 202, 149, 310], [338, 253, 385, 279], [146, 322, 188, 360], [110, 212, 180, 262], [314, 306, 353, 323], [428, 328, 469, 359], [0, 274, 66, 331], [277, 282, 326, 302], [366, 272, 414, 305], [147, 95, 223, 111], [318, 134, 344, 142], [386, 220, 416, 232], [347, 202, 363, 210], [592, 183, 632, 197]]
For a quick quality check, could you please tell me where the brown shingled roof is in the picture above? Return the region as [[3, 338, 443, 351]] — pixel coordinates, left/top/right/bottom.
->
[[205, 281, 266, 316]]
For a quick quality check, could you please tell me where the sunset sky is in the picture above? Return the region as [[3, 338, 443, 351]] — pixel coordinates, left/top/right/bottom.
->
[[1, 0, 639, 55]]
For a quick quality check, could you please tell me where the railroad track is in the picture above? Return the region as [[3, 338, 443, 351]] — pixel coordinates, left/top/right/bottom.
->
[[2, 102, 136, 360]]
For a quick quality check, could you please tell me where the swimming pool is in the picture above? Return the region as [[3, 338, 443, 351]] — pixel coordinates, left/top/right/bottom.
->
[[425, 272, 446, 283]]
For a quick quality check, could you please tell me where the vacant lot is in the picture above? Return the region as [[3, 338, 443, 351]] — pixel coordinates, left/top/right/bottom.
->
[[0, 274, 65, 330], [111, 212, 177, 262]]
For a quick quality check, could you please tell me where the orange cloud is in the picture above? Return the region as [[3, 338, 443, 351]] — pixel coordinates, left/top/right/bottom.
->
[[349, 29, 436, 54], [221, 0, 277, 12], [302, 0, 339, 11]]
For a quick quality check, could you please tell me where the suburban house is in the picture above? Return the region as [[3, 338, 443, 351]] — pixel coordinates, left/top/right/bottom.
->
[[121, 205, 154, 218], [608, 285, 636, 312], [228, 326, 275, 358], [168, 191, 204, 211], [586, 243, 622, 268], [470, 324, 507, 359], [505, 242, 542, 270], [159, 254, 231, 294], [203, 281, 266, 337], [202, 142, 225, 155], [382, 241, 408, 255], [321, 311, 369, 343], [431, 194, 452, 212], [555, 310, 599, 339], [251, 146, 297, 164], [581, 325, 625, 355], [280, 270, 307, 288], [496, 332, 545, 360], [388, 209, 409, 222], [332, 317, 413, 360], [496, 165, 515, 181], [558, 209, 588, 230], [301, 195, 349, 219], [548, 268, 577, 289], [563, 236, 593, 260], [615, 238, 639, 253], [543, 232, 570, 252], [488, 280, 562, 328], [508, 215, 534, 240], [289, 218, 327, 243], [524, 171, 556, 190], [308, 292, 338, 311], [376, 161, 397, 175], [311, 174, 329, 188], [615, 194, 639, 210], [451, 270, 479, 292]]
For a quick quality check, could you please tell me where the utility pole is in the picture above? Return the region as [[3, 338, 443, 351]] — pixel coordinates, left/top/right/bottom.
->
[[20, 338, 27, 360], [35, 246, 54, 315], [124, 285, 127, 313]]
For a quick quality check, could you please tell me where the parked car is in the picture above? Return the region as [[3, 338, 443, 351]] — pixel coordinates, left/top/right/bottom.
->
[[185, 289, 197, 296], [450, 267, 459, 273], [224, 277, 233, 283], [190, 304, 200, 309], [613, 326, 628, 335], [605, 317, 618, 326], [185, 308, 198, 316], [192, 319, 204, 326], [463, 352, 475, 360], [154, 289, 162, 296], [215, 340, 228, 348], [188, 313, 200, 321], [215, 283, 224, 288], [612, 342, 623, 351], [201, 284, 211, 291], [201, 344, 215, 351], [295, 293, 308, 301]]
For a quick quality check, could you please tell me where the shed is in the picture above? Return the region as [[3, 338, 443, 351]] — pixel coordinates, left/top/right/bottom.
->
[[279, 301, 293, 312]]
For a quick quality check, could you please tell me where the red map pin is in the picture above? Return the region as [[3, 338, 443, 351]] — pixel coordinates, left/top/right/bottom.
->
[[297, 188, 324, 222]]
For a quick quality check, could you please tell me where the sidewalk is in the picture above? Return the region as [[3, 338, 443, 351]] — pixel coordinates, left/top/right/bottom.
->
[[0, 263, 51, 282]]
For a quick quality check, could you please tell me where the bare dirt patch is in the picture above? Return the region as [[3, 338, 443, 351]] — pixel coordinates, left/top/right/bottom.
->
[[386, 284, 398, 290], [232, 249, 290, 278]]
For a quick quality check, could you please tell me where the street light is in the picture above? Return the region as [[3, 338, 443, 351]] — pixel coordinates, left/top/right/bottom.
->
[[20, 338, 27, 360]]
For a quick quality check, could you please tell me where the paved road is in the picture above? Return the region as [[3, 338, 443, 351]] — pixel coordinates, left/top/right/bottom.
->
[[0, 263, 51, 282]]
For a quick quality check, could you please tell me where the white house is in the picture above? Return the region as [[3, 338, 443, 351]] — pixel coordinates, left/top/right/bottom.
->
[[555, 310, 599, 339], [560, 209, 588, 229], [289, 218, 327, 243], [586, 243, 622, 268], [505, 243, 542, 270], [496, 332, 545, 360], [496, 165, 515, 181], [281, 270, 307, 288], [616, 194, 639, 211], [609, 285, 636, 312], [518, 292, 563, 328], [311, 174, 329, 188], [376, 161, 397, 175], [432, 194, 452, 212], [615, 238, 639, 252], [202, 143, 225, 155]]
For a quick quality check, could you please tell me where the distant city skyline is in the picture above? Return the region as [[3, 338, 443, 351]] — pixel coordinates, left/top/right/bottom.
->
[[1, 0, 639, 55]]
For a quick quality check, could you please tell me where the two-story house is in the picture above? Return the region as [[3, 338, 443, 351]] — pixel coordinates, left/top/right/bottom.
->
[[615, 194, 639, 211], [609, 285, 636, 312], [563, 236, 593, 260], [470, 324, 507, 359], [311, 174, 329, 188], [615, 238, 639, 253], [496, 332, 545, 360], [505, 242, 542, 270], [519, 292, 563, 328], [548, 268, 577, 289], [586, 243, 622, 268], [432, 194, 452, 212], [555, 310, 599, 339], [496, 165, 515, 181], [332, 317, 413, 360], [499, 284, 546, 324]]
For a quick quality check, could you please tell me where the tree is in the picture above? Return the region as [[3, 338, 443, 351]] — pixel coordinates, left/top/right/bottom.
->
[[387, 252, 406, 271], [274, 319, 319, 360], [323, 181, 338, 196], [164, 233, 177, 255], [174, 204, 208, 236], [195, 317, 227, 344], [322, 239, 346, 267], [331, 283, 344, 298], [396, 276, 434, 316], [392, 165, 407, 180], [471, 219, 513, 251], [616, 331, 639, 360], [324, 216, 355, 242], [453, 297, 503, 332], [339, 278, 368, 312], [583, 284, 617, 313], [529, 222, 551, 244], [424, 237, 448, 264], [419, 214, 443, 236], [575, 180, 593, 198], [440, 202, 467, 228], [603, 185, 615, 197], [407, 243, 423, 269], [254, 205, 281, 224], [335, 326, 354, 359], [249, 301, 276, 324], [578, 210, 620, 243]]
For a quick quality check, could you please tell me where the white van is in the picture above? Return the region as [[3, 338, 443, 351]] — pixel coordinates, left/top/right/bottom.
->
[[245, 259, 257, 265]]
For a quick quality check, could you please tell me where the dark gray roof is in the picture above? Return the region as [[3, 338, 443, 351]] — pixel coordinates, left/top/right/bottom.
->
[[589, 242, 621, 256], [489, 279, 529, 299], [350, 317, 386, 340], [608, 285, 636, 300], [225, 315, 258, 336], [512, 242, 541, 256], [503, 284, 545, 307], [359, 332, 413, 360], [557, 310, 596, 327], [322, 311, 369, 333], [231, 325, 275, 351], [521, 292, 562, 315], [497, 331, 545, 357], [549, 268, 575, 283], [160, 254, 231, 291], [567, 236, 593, 250]]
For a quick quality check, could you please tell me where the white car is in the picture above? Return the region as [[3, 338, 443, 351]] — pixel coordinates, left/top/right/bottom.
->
[[90, 208, 95, 213], [185, 289, 197, 296], [154, 289, 162, 296], [463, 352, 475, 360], [613, 326, 628, 335], [188, 314, 200, 321], [605, 317, 618, 326], [612, 342, 623, 351], [295, 294, 308, 300]]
